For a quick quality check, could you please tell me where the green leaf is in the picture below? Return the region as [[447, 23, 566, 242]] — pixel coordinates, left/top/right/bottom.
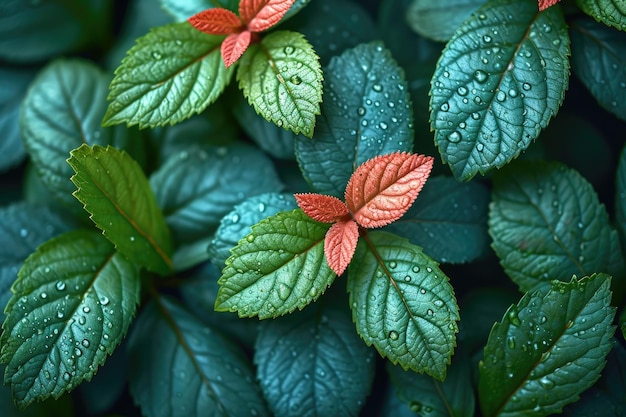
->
[[255, 302, 375, 417], [0, 372, 75, 417], [68, 144, 173, 276], [576, 0, 626, 32], [127, 297, 269, 417], [103, 21, 234, 128], [295, 41, 414, 197], [406, 0, 486, 42], [0, 229, 141, 408], [570, 17, 626, 122], [616, 145, 626, 247], [208, 193, 297, 267], [21, 58, 138, 210], [385, 175, 490, 264], [387, 350, 475, 417], [430, 0, 570, 180], [348, 231, 459, 380], [150, 143, 283, 246], [237, 30, 322, 138], [215, 209, 334, 319], [478, 274, 616, 417], [489, 160, 624, 293]]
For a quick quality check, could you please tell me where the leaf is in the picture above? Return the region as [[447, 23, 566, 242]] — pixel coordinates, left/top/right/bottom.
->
[[68, 144, 173, 276], [0, 374, 75, 417], [348, 231, 459, 380], [295, 42, 414, 197], [406, 0, 486, 42], [161, 0, 237, 21], [150, 143, 283, 246], [345, 152, 434, 228], [325, 220, 359, 276], [576, 0, 626, 31], [0, 230, 141, 408], [430, 0, 570, 180], [242, 0, 296, 31], [215, 209, 334, 319], [385, 176, 490, 264], [539, 0, 561, 10], [255, 302, 375, 417], [237, 30, 322, 137], [570, 17, 626, 122], [208, 193, 297, 267], [188, 8, 242, 34], [294, 193, 349, 222], [103, 21, 234, 128], [489, 160, 624, 293], [127, 297, 269, 417], [616, 145, 626, 247], [478, 274, 616, 417], [222, 30, 253, 67]]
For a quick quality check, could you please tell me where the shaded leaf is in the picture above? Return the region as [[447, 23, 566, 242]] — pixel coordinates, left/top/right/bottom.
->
[[430, 0, 570, 180], [0, 373, 75, 417], [576, 0, 626, 31], [324, 220, 359, 276], [348, 231, 459, 380], [215, 209, 334, 319], [103, 22, 234, 128], [489, 160, 624, 293], [160, 0, 236, 21], [478, 274, 616, 417], [0, 230, 140, 408], [406, 0, 486, 42], [68, 144, 173, 276], [295, 193, 348, 223]]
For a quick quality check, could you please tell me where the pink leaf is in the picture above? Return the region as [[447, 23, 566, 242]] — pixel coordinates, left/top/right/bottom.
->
[[345, 152, 434, 229], [295, 193, 349, 223], [239, 0, 297, 32], [324, 219, 359, 276], [188, 8, 243, 35], [221, 31, 252, 67], [538, 0, 561, 11]]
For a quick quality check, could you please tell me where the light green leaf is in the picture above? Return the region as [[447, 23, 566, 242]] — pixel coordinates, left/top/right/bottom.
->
[[255, 302, 375, 417], [406, 0, 486, 42], [237, 30, 322, 138], [68, 144, 173, 276], [103, 21, 234, 128], [295, 41, 414, 197], [576, 0, 626, 32], [0, 230, 140, 408], [478, 274, 616, 417], [430, 0, 570, 180], [570, 17, 626, 121], [489, 160, 624, 293], [127, 297, 269, 417], [348, 231, 459, 380], [215, 209, 334, 319]]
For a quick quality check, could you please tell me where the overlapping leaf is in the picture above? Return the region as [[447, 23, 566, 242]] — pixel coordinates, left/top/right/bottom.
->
[[0, 230, 140, 408], [348, 231, 459, 380], [406, 0, 486, 42], [479, 274, 616, 417], [489, 161, 624, 293], [68, 144, 173, 276], [576, 0, 626, 31], [430, 0, 570, 180]]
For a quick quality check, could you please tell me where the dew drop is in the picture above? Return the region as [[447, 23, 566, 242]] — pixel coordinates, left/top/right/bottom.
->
[[372, 84, 383, 92], [388, 330, 399, 340], [473, 70, 488, 83], [483, 34, 492, 43], [434, 300, 444, 307], [151, 51, 162, 60], [82, 339, 90, 348], [83, 306, 91, 314], [284, 46, 295, 55], [99, 296, 109, 306], [522, 82, 532, 91], [538, 376, 554, 389], [62, 372, 71, 382], [448, 131, 462, 143], [508, 336, 516, 349], [40, 292, 47, 299], [55, 281, 66, 291], [476, 143, 485, 152], [404, 275, 412, 282], [74, 347, 82, 357], [471, 112, 481, 120], [246, 234, 255, 242], [412, 266, 420, 273], [388, 261, 397, 269], [357, 107, 366, 116], [277, 283, 291, 300], [508, 88, 518, 97], [440, 102, 450, 112], [290, 75, 302, 85], [508, 306, 522, 327], [496, 91, 506, 102]]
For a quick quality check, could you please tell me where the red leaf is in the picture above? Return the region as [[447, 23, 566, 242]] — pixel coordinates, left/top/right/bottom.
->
[[239, 0, 297, 32], [221, 31, 252, 67], [295, 193, 349, 223], [324, 219, 359, 276], [538, 0, 561, 11], [188, 8, 243, 35], [345, 152, 433, 229]]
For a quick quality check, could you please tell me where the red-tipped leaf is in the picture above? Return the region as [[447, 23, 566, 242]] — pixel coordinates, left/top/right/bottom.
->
[[221, 30, 252, 67], [188, 8, 243, 35], [538, 0, 561, 11], [240, 0, 297, 32], [295, 193, 349, 223], [324, 219, 359, 276], [345, 152, 434, 229]]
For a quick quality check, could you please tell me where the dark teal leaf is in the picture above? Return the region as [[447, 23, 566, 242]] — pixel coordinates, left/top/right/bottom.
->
[[208, 193, 297, 267], [576, 0, 626, 32], [478, 274, 616, 417], [377, 384, 418, 417], [406, 0, 486, 42], [295, 42, 414, 197], [348, 231, 459, 380], [0, 230, 141, 408], [160, 0, 216, 20], [127, 297, 269, 417], [489, 161, 624, 293], [570, 17, 626, 122], [255, 302, 375, 417], [0, 371, 75, 417], [430, 0, 570, 180], [385, 176, 490, 264], [150, 143, 283, 245]]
